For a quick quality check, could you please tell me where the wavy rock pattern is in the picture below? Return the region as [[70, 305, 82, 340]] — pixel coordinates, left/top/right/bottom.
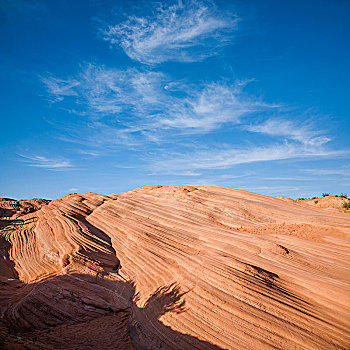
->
[[1, 186, 350, 349]]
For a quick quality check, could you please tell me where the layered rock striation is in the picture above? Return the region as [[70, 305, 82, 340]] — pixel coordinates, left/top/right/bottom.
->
[[1, 186, 349, 349]]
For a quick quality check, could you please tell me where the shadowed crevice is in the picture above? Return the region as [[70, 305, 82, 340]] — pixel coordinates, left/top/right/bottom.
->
[[1, 274, 225, 350]]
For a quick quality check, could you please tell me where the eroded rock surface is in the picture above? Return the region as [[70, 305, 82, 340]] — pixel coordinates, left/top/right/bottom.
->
[[1, 186, 349, 349]]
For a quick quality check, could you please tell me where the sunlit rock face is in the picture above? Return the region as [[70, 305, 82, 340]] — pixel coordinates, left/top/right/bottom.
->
[[1, 186, 350, 350]]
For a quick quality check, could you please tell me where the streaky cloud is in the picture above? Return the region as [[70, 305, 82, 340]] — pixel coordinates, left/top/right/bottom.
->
[[41, 76, 80, 102], [302, 167, 350, 176], [101, 0, 237, 64], [147, 143, 347, 173], [245, 118, 331, 146], [41, 64, 266, 144], [18, 153, 74, 171]]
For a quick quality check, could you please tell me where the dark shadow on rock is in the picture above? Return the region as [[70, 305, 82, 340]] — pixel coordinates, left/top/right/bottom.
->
[[65, 213, 121, 272], [0, 236, 19, 281], [129, 282, 224, 350], [142, 283, 187, 316], [1, 272, 225, 350]]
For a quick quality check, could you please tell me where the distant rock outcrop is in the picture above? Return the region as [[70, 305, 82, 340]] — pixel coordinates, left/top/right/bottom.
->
[[1, 186, 349, 349], [297, 195, 350, 211]]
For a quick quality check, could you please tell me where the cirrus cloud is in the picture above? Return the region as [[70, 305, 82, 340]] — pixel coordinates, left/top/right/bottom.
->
[[147, 143, 347, 174], [18, 154, 74, 171], [245, 118, 331, 146], [41, 64, 267, 142], [101, 0, 238, 64]]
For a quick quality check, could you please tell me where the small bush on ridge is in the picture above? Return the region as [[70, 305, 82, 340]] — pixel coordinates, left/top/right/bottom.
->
[[343, 202, 350, 210]]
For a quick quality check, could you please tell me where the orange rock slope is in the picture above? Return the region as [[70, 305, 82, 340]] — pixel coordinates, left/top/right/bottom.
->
[[1, 186, 350, 349], [296, 196, 350, 211]]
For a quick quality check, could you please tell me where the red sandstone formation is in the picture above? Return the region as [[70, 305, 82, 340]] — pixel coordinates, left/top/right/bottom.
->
[[296, 195, 350, 212], [1, 186, 349, 349]]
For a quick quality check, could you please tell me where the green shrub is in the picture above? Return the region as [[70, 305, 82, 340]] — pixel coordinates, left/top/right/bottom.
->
[[311, 196, 318, 200], [322, 193, 330, 197], [343, 202, 350, 210], [314, 200, 318, 204], [340, 193, 348, 199]]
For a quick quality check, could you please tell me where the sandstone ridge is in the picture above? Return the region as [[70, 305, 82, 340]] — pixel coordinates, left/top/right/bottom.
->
[[1, 186, 349, 349]]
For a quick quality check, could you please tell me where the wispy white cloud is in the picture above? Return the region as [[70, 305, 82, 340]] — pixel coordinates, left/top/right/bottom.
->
[[302, 167, 350, 176], [42, 64, 267, 142], [42, 65, 166, 118], [101, 0, 237, 64], [56, 120, 144, 149], [42, 66, 165, 145], [147, 143, 346, 173], [159, 80, 268, 132], [245, 118, 330, 146], [40, 60, 349, 177], [18, 154, 74, 171], [41, 76, 80, 102], [78, 150, 100, 157], [41, 63, 346, 171], [68, 188, 79, 192]]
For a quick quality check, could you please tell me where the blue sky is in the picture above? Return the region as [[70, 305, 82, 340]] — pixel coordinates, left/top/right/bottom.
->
[[1, 0, 349, 200]]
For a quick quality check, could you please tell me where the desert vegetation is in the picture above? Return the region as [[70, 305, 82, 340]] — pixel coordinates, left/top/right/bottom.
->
[[297, 193, 348, 200], [343, 201, 350, 210]]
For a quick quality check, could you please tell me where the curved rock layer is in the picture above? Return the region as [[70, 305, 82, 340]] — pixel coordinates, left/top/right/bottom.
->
[[1, 186, 350, 350]]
